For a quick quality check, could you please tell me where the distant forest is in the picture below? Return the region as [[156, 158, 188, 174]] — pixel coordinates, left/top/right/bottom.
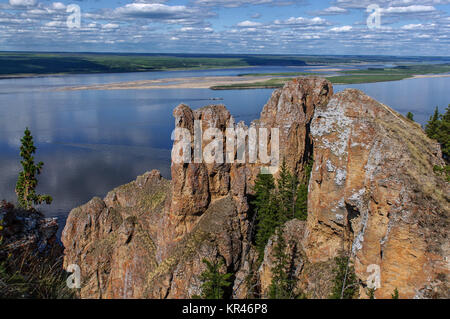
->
[[1, 52, 449, 76]]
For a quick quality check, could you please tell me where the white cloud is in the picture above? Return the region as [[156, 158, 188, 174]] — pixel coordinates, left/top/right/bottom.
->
[[274, 16, 328, 26], [9, 0, 36, 6], [316, 6, 348, 15], [115, 3, 191, 19], [52, 2, 66, 10], [381, 5, 436, 13], [401, 23, 423, 29], [330, 25, 353, 32], [195, 0, 275, 8], [102, 23, 119, 29], [237, 20, 262, 27]]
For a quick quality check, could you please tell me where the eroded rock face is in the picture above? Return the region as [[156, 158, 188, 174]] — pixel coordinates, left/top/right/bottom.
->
[[258, 77, 333, 176], [62, 170, 171, 298], [61, 78, 449, 299], [305, 89, 449, 299]]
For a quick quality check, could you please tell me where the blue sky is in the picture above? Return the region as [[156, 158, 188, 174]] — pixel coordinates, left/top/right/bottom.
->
[[0, 0, 449, 55]]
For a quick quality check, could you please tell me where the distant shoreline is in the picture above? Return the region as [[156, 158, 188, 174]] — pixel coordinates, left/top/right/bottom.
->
[[54, 73, 450, 92]]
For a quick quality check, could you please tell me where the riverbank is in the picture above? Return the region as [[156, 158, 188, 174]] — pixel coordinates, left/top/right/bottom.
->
[[55, 72, 450, 91]]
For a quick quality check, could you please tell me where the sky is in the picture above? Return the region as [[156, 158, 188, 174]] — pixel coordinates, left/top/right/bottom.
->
[[0, 0, 449, 55]]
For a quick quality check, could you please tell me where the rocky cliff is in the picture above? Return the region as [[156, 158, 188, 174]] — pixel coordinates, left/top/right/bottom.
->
[[62, 77, 449, 299]]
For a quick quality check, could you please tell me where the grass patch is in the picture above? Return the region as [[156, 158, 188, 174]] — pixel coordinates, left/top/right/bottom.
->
[[238, 72, 319, 77], [326, 74, 410, 84]]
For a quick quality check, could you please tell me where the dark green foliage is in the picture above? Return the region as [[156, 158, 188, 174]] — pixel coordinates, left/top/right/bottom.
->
[[425, 106, 449, 179], [391, 288, 399, 299], [367, 288, 376, 299], [15, 128, 52, 210], [407, 112, 414, 121], [277, 160, 298, 221], [198, 258, 232, 299], [425, 107, 441, 140], [435, 105, 450, 162], [253, 159, 314, 261], [330, 256, 358, 299], [433, 165, 450, 182], [268, 229, 295, 299], [0, 252, 74, 299], [295, 160, 313, 221], [253, 173, 281, 260]]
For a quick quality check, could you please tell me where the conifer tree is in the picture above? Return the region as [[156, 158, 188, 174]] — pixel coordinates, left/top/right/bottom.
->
[[330, 256, 358, 299], [268, 228, 293, 299], [277, 160, 297, 220], [294, 160, 312, 221], [367, 287, 376, 299], [198, 258, 232, 299], [425, 107, 441, 140], [425, 105, 449, 163], [252, 173, 281, 260], [407, 112, 414, 121], [391, 288, 399, 299], [435, 105, 449, 161], [15, 128, 52, 210]]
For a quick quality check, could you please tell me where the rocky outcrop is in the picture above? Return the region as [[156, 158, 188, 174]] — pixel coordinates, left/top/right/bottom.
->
[[305, 89, 449, 299], [0, 200, 60, 257], [61, 77, 449, 299], [61, 170, 171, 298]]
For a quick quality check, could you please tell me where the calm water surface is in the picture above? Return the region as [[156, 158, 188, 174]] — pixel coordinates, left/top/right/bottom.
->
[[0, 68, 449, 228]]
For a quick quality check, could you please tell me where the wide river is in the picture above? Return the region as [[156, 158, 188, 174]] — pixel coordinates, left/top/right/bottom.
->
[[0, 65, 449, 231]]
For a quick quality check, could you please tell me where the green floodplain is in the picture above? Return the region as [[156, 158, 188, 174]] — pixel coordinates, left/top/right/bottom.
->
[[0, 52, 449, 88], [211, 64, 450, 89]]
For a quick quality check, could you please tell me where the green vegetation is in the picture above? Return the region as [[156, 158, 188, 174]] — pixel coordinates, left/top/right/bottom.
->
[[0, 203, 74, 299], [0, 250, 74, 299], [253, 159, 312, 260], [211, 78, 293, 90], [326, 74, 410, 84], [426, 106, 449, 161], [212, 63, 450, 90], [238, 72, 317, 77], [295, 160, 312, 221], [426, 105, 449, 181], [268, 229, 295, 299], [339, 63, 450, 77], [330, 256, 358, 299], [367, 287, 376, 299], [196, 258, 232, 299], [407, 112, 414, 121], [1, 52, 449, 82], [253, 173, 279, 259], [0, 52, 318, 76], [15, 128, 52, 210], [391, 288, 399, 299]]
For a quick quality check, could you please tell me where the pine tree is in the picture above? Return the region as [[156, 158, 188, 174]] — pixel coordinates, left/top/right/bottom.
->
[[277, 160, 297, 220], [15, 128, 52, 210], [268, 228, 293, 299], [330, 256, 358, 299], [391, 288, 399, 299], [425, 107, 441, 140], [294, 160, 312, 221], [198, 258, 232, 299], [406, 112, 414, 121], [435, 105, 449, 161], [367, 287, 376, 299], [253, 173, 280, 260]]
